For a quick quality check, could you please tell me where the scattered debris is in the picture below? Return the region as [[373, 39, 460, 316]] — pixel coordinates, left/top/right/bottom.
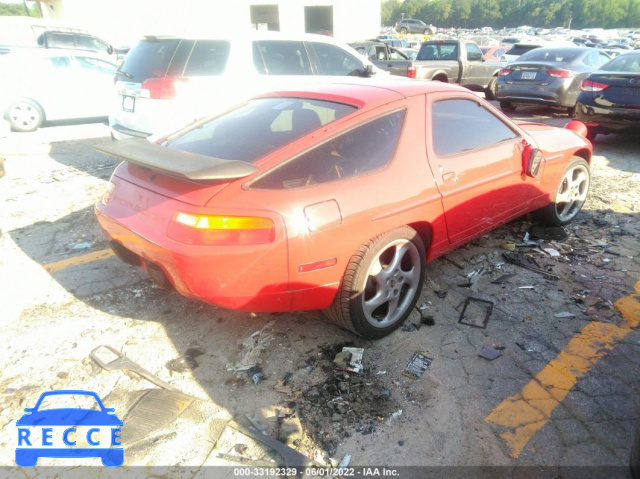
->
[[333, 347, 364, 373], [421, 315, 435, 327], [402, 323, 419, 332], [529, 225, 568, 241], [542, 247, 561, 257], [226, 322, 275, 372], [501, 241, 516, 251], [478, 347, 502, 361], [247, 365, 266, 385], [166, 355, 198, 373], [337, 453, 352, 468], [245, 414, 268, 432], [458, 297, 494, 329], [503, 252, 560, 280], [402, 351, 433, 380], [90, 345, 177, 391], [554, 311, 576, 319], [72, 242, 92, 250], [441, 255, 464, 269], [492, 273, 516, 284], [435, 290, 447, 299]]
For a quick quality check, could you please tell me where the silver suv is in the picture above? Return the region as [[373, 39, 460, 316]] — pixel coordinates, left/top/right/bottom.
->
[[110, 32, 379, 140], [395, 19, 436, 35]]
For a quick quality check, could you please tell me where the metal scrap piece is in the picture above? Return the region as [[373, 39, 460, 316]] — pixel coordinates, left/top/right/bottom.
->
[[458, 297, 494, 329]]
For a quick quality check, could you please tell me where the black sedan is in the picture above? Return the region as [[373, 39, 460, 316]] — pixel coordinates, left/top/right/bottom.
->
[[496, 46, 611, 114], [574, 51, 640, 141]]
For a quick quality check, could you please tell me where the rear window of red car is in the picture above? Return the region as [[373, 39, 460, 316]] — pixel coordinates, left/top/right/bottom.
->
[[167, 98, 356, 163], [251, 110, 406, 189]]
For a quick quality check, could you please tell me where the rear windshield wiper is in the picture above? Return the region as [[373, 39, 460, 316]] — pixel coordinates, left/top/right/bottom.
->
[[114, 70, 133, 79]]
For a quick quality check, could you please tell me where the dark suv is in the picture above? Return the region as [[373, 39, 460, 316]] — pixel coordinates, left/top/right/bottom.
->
[[110, 32, 379, 140], [395, 19, 435, 35]]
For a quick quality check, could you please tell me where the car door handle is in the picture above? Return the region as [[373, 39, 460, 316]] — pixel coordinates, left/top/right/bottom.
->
[[442, 172, 458, 184]]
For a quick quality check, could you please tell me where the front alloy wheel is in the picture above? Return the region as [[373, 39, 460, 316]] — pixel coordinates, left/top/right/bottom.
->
[[535, 157, 590, 226], [325, 226, 426, 339]]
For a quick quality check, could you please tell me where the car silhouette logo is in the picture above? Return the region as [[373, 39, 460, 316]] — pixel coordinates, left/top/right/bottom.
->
[[15, 390, 123, 467]]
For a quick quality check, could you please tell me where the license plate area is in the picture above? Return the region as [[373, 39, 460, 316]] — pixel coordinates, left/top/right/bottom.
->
[[521, 71, 537, 80], [122, 95, 135, 113]]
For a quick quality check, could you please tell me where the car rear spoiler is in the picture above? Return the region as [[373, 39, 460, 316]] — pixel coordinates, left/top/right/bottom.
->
[[94, 138, 258, 181]]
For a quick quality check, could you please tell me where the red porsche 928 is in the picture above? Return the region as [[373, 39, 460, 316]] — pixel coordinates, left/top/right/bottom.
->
[[95, 79, 592, 339]]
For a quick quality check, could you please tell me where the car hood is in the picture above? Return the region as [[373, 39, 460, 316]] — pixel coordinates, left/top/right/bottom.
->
[[17, 409, 122, 426]]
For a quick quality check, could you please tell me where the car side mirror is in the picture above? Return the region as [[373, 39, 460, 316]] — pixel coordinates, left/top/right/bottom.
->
[[525, 148, 543, 178], [107, 45, 114, 55], [362, 64, 376, 77]]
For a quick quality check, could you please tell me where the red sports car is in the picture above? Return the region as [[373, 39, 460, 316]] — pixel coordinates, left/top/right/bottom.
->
[[95, 80, 592, 339]]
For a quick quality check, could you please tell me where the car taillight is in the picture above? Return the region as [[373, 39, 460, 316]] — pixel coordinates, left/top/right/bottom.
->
[[140, 77, 188, 100], [547, 70, 574, 78], [407, 64, 416, 79], [167, 212, 275, 246], [498, 68, 513, 76], [581, 79, 609, 91]]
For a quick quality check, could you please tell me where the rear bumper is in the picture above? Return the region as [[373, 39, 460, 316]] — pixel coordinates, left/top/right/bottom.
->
[[95, 204, 337, 312], [575, 101, 640, 133], [496, 81, 574, 107]]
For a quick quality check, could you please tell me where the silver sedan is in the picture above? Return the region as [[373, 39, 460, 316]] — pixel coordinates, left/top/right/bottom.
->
[[496, 46, 611, 114]]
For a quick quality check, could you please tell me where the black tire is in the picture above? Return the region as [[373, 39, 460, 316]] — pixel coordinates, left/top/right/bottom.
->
[[325, 226, 426, 339], [534, 157, 590, 226], [567, 106, 576, 117], [6, 99, 44, 132], [400, 28, 408, 34], [485, 77, 498, 101], [423, 28, 433, 35], [500, 101, 516, 112], [586, 129, 597, 142]]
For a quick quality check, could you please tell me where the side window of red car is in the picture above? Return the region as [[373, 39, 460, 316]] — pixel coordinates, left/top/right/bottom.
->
[[431, 99, 518, 157], [252, 110, 405, 189]]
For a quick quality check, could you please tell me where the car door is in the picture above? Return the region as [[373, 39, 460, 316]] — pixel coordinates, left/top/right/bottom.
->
[[425, 94, 540, 245]]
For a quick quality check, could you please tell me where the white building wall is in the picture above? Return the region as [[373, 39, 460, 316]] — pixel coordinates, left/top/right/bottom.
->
[[36, 0, 380, 46]]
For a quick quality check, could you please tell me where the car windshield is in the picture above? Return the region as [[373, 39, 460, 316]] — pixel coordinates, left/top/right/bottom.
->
[[518, 49, 579, 63], [167, 98, 357, 163], [601, 53, 640, 72]]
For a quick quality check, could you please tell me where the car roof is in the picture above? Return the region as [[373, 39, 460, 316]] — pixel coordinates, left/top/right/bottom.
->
[[138, 30, 350, 46], [0, 47, 114, 61], [257, 78, 467, 110]]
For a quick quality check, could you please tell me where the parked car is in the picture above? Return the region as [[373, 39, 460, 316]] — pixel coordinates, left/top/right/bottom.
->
[[496, 46, 611, 114], [395, 19, 436, 35], [110, 32, 380, 141], [0, 49, 117, 132], [574, 51, 640, 141], [95, 79, 592, 339], [482, 45, 509, 63], [349, 41, 413, 77], [0, 16, 118, 62], [500, 42, 563, 63], [410, 40, 502, 99]]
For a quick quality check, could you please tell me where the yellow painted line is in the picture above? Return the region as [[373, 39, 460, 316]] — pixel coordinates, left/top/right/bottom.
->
[[485, 280, 640, 458], [43, 248, 115, 275]]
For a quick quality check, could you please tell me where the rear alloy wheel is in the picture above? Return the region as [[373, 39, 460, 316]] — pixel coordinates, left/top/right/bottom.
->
[[7, 100, 44, 132], [423, 28, 433, 35], [485, 77, 498, 101], [325, 226, 426, 339], [535, 157, 590, 226], [500, 101, 516, 112]]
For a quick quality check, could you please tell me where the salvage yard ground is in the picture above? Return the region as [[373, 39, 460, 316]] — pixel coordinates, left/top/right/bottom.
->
[[0, 104, 639, 477]]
